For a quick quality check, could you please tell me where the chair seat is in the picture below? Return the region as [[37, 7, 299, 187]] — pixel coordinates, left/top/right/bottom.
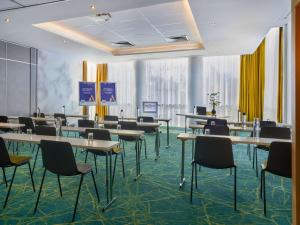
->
[[9, 155, 31, 166], [76, 163, 92, 174]]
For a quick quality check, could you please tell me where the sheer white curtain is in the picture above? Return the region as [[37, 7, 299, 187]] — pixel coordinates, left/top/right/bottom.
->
[[108, 61, 136, 117], [264, 27, 279, 121], [144, 58, 189, 127], [203, 56, 240, 121], [87, 62, 97, 119]]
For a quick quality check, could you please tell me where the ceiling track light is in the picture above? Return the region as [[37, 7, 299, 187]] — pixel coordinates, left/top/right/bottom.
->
[[0, 0, 72, 13]]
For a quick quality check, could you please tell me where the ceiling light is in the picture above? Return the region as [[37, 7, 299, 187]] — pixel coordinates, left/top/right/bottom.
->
[[90, 5, 96, 10], [63, 40, 67, 43], [165, 35, 189, 43], [4, 18, 10, 23]]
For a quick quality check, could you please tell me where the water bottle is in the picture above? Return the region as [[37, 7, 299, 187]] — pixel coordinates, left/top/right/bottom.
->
[[193, 106, 196, 115], [58, 117, 62, 136], [94, 114, 98, 128], [120, 109, 124, 120], [242, 113, 247, 128], [137, 107, 140, 117], [253, 118, 260, 138]]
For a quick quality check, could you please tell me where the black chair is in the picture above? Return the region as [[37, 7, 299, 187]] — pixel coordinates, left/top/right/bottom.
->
[[118, 121, 146, 158], [260, 142, 291, 216], [254, 127, 291, 177], [78, 119, 95, 137], [18, 117, 35, 134], [33, 112, 47, 126], [191, 136, 237, 211], [84, 129, 125, 183], [33, 126, 56, 174], [206, 118, 227, 126], [0, 116, 13, 132], [203, 124, 230, 136], [34, 140, 99, 222], [103, 115, 118, 129], [0, 137, 35, 208], [196, 106, 207, 115], [54, 113, 67, 126], [260, 120, 277, 128]]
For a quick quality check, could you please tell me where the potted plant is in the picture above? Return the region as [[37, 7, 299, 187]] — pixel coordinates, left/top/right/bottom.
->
[[207, 92, 221, 116]]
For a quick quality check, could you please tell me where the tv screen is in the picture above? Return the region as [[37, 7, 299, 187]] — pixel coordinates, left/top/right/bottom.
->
[[143, 101, 158, 113]]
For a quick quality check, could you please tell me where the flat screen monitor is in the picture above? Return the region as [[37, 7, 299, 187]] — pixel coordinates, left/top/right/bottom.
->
[[196, 106, 207, 115], [143, 101, 158, 113]]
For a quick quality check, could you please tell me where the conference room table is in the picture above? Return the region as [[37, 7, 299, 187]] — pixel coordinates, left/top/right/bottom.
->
[[0, 122, 25, 130], [176, 113, 230, 133], [99, 121, 161, 160], [176, 133, 291, 188], [0, 132, 119, 211], [62, 126, 145, 180], [189, 124, 253, 134], [118, 117, 172, 148]]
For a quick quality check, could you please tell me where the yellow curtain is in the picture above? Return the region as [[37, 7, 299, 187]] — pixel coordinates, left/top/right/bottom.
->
[[239, 39, 266, 121], [82, 60, 88, 116], [277, 27, 284, 123], [96, 64, 108, 119]]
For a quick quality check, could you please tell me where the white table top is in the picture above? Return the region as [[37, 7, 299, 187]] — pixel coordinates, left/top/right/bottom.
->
[[189, 124, 253, 132], [62, 126, 145, 138], [0, 122, 25, 129], [119, 117, 171, 122], [0, 133, 119, 152], [100, 120, 161, 128], [176, 113, 230, 119], [177, 133, 291, 146]]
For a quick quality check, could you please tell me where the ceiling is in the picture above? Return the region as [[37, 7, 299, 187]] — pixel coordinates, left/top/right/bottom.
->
[[0, 0, 291, 61]]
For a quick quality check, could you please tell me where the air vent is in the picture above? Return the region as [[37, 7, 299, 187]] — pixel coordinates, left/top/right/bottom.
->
[[165, 35, 189, 42], [89, 13, 111, 23], [112, 41, 135, 47]]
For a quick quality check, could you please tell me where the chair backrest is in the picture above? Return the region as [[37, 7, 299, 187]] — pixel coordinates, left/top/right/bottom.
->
[[35, 126, 56, 136], [0, 137, 11, 166], [104, 115, 119, 121], [18, 117, 35, 133], [203, 124, 230, 136], [196, 106, 207, 115], [33, 112, 45, 118], [85, 128, 111, 141], [194, 136, 234, 169], [54, 113, 67, 126], [206, 118, 227, 126], [260, 120, 276, 127], [119, 121, 138, 130], [260, 127, 291, 139], [266, 142, 291, 178], [0, 116, 8, 123], [78, 119, 95, 128], [40, 140, 78, 176], [137, 116, 154, 123]]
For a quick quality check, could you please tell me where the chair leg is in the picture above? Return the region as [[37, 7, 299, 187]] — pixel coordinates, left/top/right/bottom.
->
[[195, 164, 198, 189], [122, 141, 125, 157], [93, 154, 98, 174], [84, 151, 88, 163], [252, 147, 256, 169], [260, 170, 263, 199], [263, 170, 267, 216], [72, 174, 84, 222], [255, 148, 258, 177], [144, 139, 147, 159], [234, 166, 237, 211], [75, 148, 78, 158], [34, 168, 46, 214], [91, 170, 100, 202], [190, 162, 194, 203], [57, 175, 63, 197], [3, 166, 17, 209], [121, 151, 125, 178], [2, 167, 7, 187], [32, 146, 40, 175], [112, 154, 118, 186], [28, 162, 35, 192]]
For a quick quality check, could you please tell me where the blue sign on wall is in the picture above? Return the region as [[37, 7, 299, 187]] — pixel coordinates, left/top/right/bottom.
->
[[79, 82, 96, 106], [100, 82, 117, 105]]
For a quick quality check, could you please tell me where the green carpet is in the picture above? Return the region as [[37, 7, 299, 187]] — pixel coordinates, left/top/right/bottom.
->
[[0, 128, 291, 225]]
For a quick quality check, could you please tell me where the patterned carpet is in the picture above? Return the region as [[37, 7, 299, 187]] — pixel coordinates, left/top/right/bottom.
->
[[0, 128, 291, 225]]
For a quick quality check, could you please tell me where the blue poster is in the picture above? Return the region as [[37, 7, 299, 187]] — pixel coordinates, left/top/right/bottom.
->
[[100, 82, 117, 105], [79, 82, 96, 106]]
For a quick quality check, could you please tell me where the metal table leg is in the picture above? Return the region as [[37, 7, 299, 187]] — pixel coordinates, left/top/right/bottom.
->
[[185, 116, 187, 133], [155, 128, 160, 160], [134, 138, 142, 181], [165, 120, 170, 148], [180, 140, 186, 188], [102, 150, 117, 212]]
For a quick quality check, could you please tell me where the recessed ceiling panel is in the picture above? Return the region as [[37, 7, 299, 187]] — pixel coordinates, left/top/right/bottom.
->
[[0, 0, 19, 10], [16, 0, 63, 5]]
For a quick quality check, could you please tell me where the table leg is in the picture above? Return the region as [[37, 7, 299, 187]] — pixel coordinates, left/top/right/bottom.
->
[[180, 140, 186, 188], [155, 128, 160, 160], [102, 151, 117, 212], [165, 121, 170, 148], [185, 116, 187, 133], [134, 139, 142, 181]]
